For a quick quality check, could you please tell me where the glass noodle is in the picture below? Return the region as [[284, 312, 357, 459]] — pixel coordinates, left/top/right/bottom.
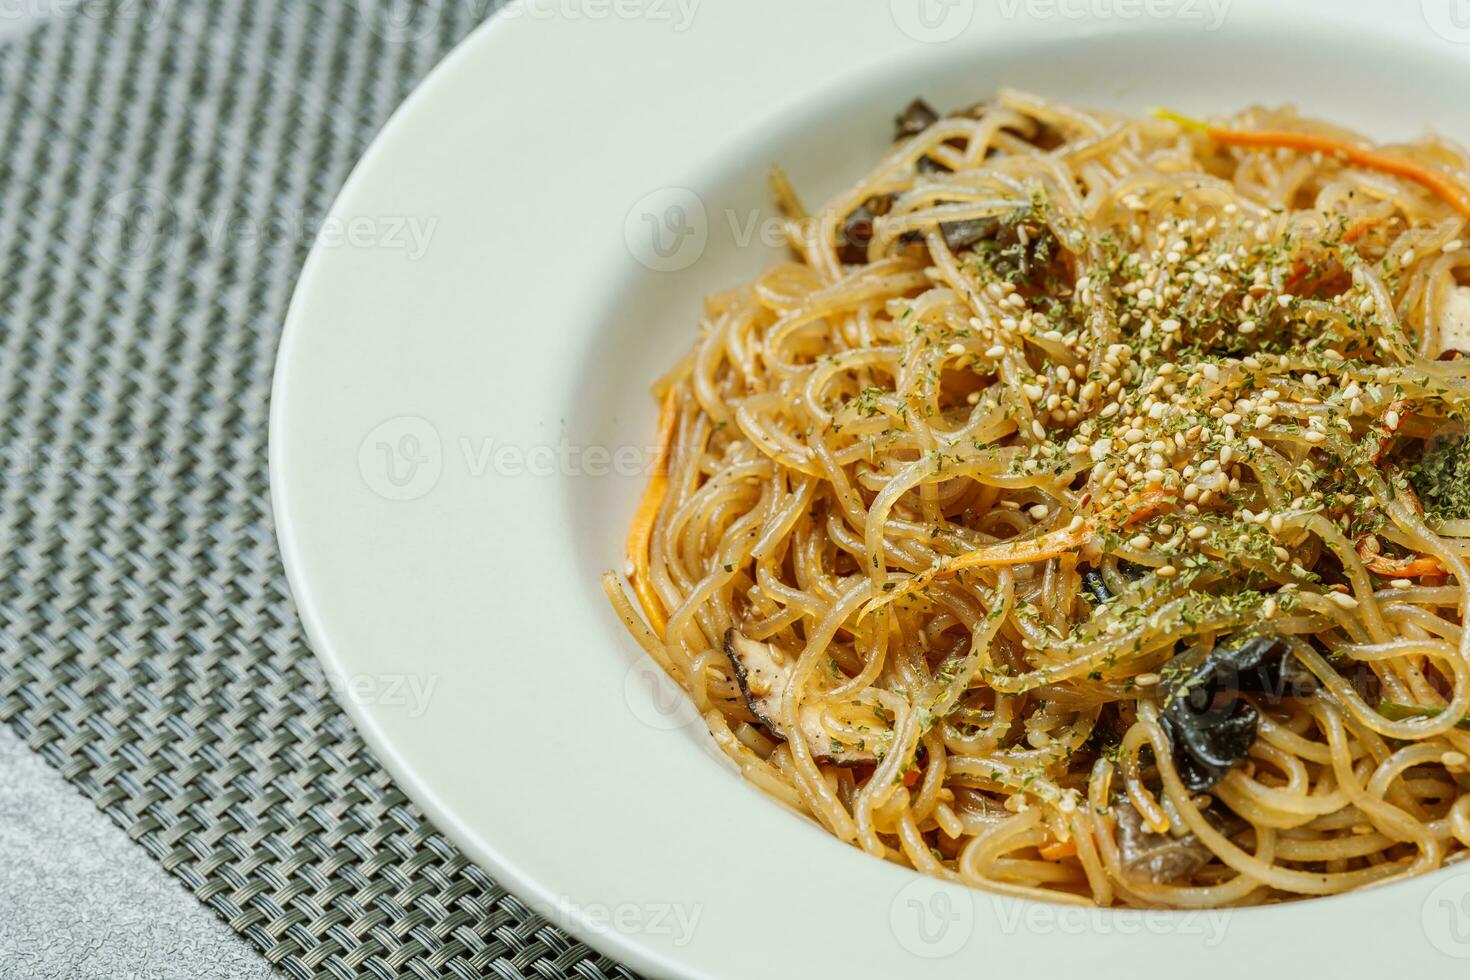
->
[[605, 90, 1470, 907]]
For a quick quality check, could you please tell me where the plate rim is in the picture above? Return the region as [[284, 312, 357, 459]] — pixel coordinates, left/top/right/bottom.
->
[[270, 3, 1470, 977]]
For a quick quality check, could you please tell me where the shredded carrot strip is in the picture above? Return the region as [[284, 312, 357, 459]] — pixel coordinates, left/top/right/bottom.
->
[[1369, 557, 1444, 579], [1039, 839, 1077, 861], [859, 488, 1176, 618], [625, 389, 679, 638], [1156, 109, 1470, 220], [1356, 534, 1443, 579], [1284, 218, 1379, 292]]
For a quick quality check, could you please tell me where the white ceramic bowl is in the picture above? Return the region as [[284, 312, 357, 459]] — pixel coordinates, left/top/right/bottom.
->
[[271, 1, 1470, 975]]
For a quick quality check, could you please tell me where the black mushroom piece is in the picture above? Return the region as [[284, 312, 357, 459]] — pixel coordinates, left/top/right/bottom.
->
[[893, 98, 940, 141], [837, 194, 893, 265], [722, 628, 883, 765], [893, 98, 951, 175], [724, 627, 787, 732], [937, 217, 1000, 250], [1159, 634, 1317, 791], [1081, 569, 1112, 606], [1111, 797, 1212, 884], [1079, 560, 1147, 605], [894, 214, 1004, 254]]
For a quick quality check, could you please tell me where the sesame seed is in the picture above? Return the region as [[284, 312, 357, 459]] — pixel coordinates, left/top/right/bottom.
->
[[1327, 592, 1360, 610], [1029, 504, 1050, 520], [1135, 672, 1162, 688], [1129, 534, 1151, 550], [1156, 565, 1178, 579]]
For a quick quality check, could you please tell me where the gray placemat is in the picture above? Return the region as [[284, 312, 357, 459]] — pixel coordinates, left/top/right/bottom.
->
[[0, 3, 638, 978]]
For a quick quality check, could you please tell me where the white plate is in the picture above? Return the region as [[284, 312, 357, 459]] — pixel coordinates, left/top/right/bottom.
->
[[271, 1, 1470, 976]]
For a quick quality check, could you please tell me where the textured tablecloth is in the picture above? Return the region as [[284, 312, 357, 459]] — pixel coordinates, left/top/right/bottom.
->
[[0, 3, 638, 978], [0, 723, 276, 979]]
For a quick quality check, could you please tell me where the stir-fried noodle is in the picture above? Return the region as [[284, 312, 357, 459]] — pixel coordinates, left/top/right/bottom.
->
[[605, 91, 1470, 907]]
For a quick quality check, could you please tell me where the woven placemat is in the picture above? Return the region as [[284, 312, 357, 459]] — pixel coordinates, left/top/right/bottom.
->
[[0, 3, 638, 978]]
